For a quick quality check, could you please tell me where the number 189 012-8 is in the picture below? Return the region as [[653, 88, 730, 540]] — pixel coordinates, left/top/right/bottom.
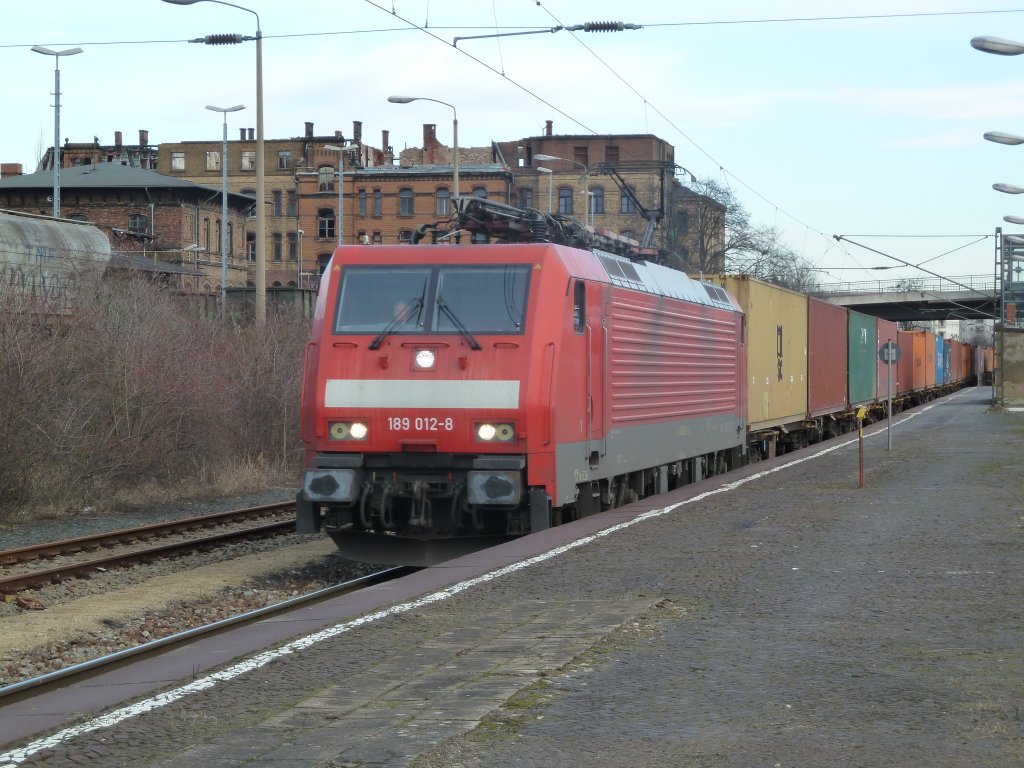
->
[[387, 416, 454, 432]]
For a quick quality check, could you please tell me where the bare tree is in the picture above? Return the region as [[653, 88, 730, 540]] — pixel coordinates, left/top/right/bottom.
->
[[671, 178, 819, 291]]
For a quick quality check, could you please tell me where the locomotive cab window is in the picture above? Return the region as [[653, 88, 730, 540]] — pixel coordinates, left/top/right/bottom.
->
[[333, 264, 530, 336], [573, 280, 585, 333]]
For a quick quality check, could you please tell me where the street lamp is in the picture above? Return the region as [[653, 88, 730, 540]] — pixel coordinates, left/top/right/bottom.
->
[[537, 166, 553, 213], [323, 143, 360, 248], [32, 45, 82, 219], [535, 153, 589, 219], [388, 96, 459, 199], [206, 103, 244, 320], [971, 35, 1024, 55], [164, 0, 265, 324]]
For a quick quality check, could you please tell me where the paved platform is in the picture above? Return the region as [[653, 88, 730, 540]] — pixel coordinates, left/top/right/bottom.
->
[[3, 387, 1022, 767]]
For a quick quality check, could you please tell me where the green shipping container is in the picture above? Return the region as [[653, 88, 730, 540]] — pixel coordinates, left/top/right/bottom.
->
[[848, 310, 877, 405]]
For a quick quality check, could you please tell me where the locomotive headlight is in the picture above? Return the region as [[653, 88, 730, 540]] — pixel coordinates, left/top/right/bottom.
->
[[476, 422, 516, 442], [329, 421, 368, 441], [414, 349, 436, 369]]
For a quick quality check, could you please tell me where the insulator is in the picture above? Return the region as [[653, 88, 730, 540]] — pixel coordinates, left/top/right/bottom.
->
[[583, 21, 625, 32], [203, 33, 245, 45]]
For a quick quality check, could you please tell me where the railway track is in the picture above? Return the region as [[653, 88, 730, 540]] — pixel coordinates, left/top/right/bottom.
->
[[0, 501, 299, 594], [0, 565, 416, 705]]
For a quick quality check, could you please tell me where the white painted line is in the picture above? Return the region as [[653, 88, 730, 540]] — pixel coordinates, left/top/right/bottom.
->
[[0, 391, 962, 765]]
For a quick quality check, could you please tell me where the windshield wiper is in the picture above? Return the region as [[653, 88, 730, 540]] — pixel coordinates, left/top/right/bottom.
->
[[368, 297, 422, 350], [436, 296, 482, 350]]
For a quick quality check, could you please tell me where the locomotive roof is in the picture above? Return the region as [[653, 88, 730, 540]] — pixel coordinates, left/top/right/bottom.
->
[[591, 249, 740, 313]]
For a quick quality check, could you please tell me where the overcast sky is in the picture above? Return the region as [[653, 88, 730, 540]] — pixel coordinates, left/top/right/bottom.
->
[[4, 0, 1024, 284]]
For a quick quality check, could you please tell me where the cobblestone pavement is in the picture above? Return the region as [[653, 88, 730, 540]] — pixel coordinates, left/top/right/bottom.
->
[[10, 388, 1023, 767]]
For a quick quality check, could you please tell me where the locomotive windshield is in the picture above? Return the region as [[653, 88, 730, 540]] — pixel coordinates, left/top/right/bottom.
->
[[333, 264, 530, 336]]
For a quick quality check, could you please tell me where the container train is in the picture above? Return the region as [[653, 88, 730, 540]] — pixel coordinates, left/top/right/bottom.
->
[[297, 198, 989, 565]]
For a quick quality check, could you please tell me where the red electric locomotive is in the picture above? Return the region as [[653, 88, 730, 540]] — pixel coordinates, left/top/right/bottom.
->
[[298, 199, 747, 565]]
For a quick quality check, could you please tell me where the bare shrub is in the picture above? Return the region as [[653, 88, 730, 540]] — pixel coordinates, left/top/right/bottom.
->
[[0, 272, 309, 519]]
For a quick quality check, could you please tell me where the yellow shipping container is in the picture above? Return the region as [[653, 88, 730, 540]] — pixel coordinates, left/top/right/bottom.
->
[[708, 275, 808, 432]]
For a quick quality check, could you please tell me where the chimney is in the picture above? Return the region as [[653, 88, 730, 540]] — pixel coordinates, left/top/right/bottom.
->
[[239, 128, 246, 140], [382, 129, 390, 153], [248, 128, 254, 140], [139, 129, 149, 146], [545, 120, 553, 136], [305, 121, 314, 139], [1, 163, 24, 178], [115, 131, 123, 147], [353, 121, 363, 144]]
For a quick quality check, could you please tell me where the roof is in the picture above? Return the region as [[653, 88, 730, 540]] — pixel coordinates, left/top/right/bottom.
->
[[0, 163, 255, 205], [355, 163, 510, 177]]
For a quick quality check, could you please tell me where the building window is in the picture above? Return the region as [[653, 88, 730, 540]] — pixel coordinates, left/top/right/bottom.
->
[[399, 188, 414, 216], [372, 231, 382, 244], [677, 210, 689, 234], [272, 233, 282, 262], [241, 151, 255, 170], [171, 152, 185, 171], [589, 187, 605, 215], [128, 213, 148, 233], [558, 187, 573, 214], [228, 223, 234, 255], [277, 151, 292, 170], [357, 229, 367, 244], [68, 213, 89, 222], [318, 208, 336, 240], [621, 186, 637, 214], [206, 151, 221, 171], [272, 190, 282, 217], [287, 232, 297, 262], [399, 229, 414, 244], [516, 188, 533, 209], [435, 188, 450, 216], [472, 186, 487, 199], [246, 233, 256, 261], [202, 218, 210, 251], [574, 146, 589, 168], [358, 189, 367, 217], [373, 190, 382, 217], [216, 220, 222, 252], [318, 165, 334, 192], [605, 146, 619, 164]]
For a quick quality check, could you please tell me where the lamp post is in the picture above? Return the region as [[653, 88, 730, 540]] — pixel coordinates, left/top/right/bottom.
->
[[537, 166, 553, 213], [164, 0, 265, 324], [32, 45, 82, 219], [387, 96, 459, 200], [206, 104, 244, 320], [975, 32, 1024, 405], [323, 143, 360, 248], [535, 153, 589, 219]]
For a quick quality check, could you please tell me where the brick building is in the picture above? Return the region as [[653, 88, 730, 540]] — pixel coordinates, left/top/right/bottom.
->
[[38, 129, 159, 172], [494, 121, 724, 272], [0, 163, 254, 293], [6, 117, 723, 288]]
